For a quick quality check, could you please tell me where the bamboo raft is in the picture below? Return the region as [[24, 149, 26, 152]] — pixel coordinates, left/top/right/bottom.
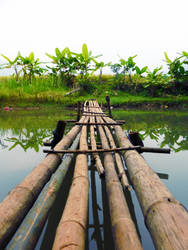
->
[[0, 98, 188, 249]]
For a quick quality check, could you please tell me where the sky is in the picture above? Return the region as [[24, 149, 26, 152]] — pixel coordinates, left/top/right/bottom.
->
[[0, 0, 187, 74]]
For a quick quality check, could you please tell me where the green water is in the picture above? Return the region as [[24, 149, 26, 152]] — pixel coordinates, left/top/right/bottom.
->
[[0, 108, 188, 249]]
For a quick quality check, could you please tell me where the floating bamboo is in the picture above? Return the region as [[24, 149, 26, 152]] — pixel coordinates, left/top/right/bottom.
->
[[52, 116, 89, 250], [7, 133, 81, 250], [94, 106, 142, 249], [97, 115, 130, 189], [0, 117, 85, 248], [89, 102, 105, 177], [99, 106, 188, 249]]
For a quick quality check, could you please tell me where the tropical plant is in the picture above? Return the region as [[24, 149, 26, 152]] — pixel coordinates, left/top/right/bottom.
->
[[92, 61, 111, 83], [133, 65, 148, 92], [110, 55, 137, 90], [46, 47, 79, 87], [18, 52, 46, 84], [1, 53, 21, 80], [164, 51, 188, 80], [144, 67, 170, 96], [71, 44, 102, 91], [120, 55, 137, 84], [72, 44, 102, 77]]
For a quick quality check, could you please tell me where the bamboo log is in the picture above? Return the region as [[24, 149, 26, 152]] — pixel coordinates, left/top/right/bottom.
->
[[64, 87, 80, 96], [52, 116, 89, 250], [76, 122, 124, 125], [93, 103, 130, 189], [102, 114, 188, 249], [95, 112, 142, 249], [43, 146, 141, 154], [89, 102, 105, 177], [7, 133, 81, 250], [0, 116, 86, 248], [99, 117, 131, 190]]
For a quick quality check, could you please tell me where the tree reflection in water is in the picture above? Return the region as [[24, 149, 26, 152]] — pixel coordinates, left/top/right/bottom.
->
[[113, 110, 188, 153], [0, 110, 188, 153], [4, 128, 52, 152]]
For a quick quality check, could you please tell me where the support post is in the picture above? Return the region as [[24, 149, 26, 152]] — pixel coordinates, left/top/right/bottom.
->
[[105, 96, 112, 118], [51, 120, 66, 149], [77, 102, 81, 121]]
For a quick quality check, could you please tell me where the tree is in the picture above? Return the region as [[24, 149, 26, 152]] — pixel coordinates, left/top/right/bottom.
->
[[46, 47, 78, 87], [92, 61, 111, 83], [1, 53, 21, 80]]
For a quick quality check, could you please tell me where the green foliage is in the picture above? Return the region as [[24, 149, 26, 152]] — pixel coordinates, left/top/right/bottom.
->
[[135, 66, 148, 75], [92, 61, 111, 83], [0, 48, 188, 97], [110, 55, 137, 90], [46, 47, 78, 87], [1, 53, 21, 80], [18, 52, 46, 84], [73, 43, 102, 77], [164, 51, 188, 80]]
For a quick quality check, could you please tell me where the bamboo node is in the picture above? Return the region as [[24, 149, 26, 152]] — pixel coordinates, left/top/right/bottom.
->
[[72, 175, 89, 183], [61, 219, 86, 231], [144, 197, 181, 227], [46, 152, 62, 164]]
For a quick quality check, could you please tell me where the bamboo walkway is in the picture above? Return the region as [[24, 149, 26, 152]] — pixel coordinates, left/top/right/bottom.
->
[[0, 99, 188, 249]]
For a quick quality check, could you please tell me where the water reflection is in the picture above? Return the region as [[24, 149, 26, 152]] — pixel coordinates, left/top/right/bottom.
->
[[113, 111, 188, 152], [140, 127, 188, 152], [0, 113, 188, 153], [4, 128, 52, 152], [0, 108, 76, 152], [0, 109, 187, 250]]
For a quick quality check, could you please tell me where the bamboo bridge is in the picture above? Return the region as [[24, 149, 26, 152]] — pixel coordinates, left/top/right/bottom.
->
[[0, 98, 188, 249]]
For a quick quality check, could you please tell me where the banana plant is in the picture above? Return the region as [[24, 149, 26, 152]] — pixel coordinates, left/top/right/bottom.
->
[[164, 51, 188, 80], [134, 66, 148, 92], [92, 60, 111, 83], [1, 53, 21, 80], [46, 47, 79, 87], [119, 55, 137, 84], [18, 52, 45, 84], [72, 44, 102, 78], [135, 66, 148, 76]]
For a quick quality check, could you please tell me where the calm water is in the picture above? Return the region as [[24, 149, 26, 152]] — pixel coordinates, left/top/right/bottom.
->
[[0, 108, 188, 250]]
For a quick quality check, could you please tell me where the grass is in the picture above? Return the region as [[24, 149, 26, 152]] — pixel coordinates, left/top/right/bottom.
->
[[0, 75, 188, 109]]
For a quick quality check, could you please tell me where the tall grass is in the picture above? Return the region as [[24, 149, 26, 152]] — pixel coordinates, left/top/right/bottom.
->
[[1, 75, 188, 107]]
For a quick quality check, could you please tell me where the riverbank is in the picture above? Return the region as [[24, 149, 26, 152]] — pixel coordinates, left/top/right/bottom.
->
[[1, 95, 188, 111], [1, 76, 188, 110]]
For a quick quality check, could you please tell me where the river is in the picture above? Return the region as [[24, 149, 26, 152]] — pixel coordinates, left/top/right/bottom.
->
[[0, 108, 188, 249]]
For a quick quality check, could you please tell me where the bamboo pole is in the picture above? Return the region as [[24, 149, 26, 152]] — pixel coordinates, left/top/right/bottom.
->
[[43, 146, 141, 154], [97, 116, 131, 190], [94, 102, 130, 189], [89, 102, 105, 177], [94, 110, 142, 249], [0, 117, 85, 248], [44, 146, 170, 154], [52, 115, 89, 250], [7, 133, 81, 250], [98, 104, 188, 249]]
